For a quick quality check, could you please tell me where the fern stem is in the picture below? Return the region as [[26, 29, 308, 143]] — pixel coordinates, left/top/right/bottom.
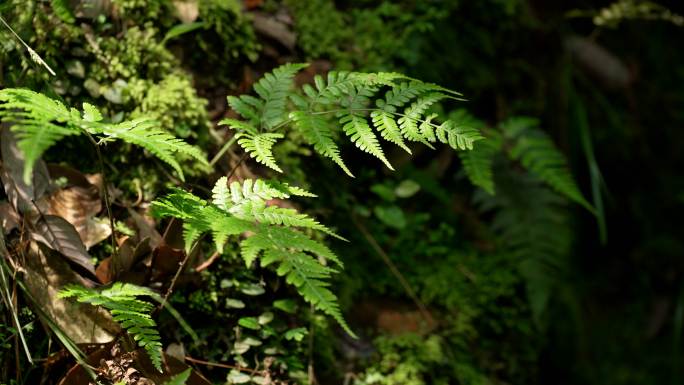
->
[[184, 356, 266, 374], [209, 134, 239, 167], [311, 108, 445, 130], [351, 215, 436, 327], [84, 132, 118, 260], [157, 237, 202, 312]]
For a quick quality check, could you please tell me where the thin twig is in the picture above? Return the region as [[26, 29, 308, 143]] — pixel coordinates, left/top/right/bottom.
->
[[307, 304, 316, 385], [351, 214, 435, 326], [0, 15, 55, 76], [83, 132, 118, 259], [209, 135, 238, 167], [194, 251, 221, 272], [184, 356, 267, 374], [157, 239, 201, 312]]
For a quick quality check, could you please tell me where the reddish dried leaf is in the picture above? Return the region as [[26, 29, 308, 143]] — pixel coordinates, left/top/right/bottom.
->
[[31, 215, 96, 275]]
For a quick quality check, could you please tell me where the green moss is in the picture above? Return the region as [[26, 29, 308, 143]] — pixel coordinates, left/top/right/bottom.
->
[[284, 0, 446, 71], [110, 0, 169, 23], [87, 26, 176, 83], [126, 73, 209, 139]]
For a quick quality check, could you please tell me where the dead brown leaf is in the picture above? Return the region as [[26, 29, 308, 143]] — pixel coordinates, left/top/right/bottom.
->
[[31, 214, 96, 276], [173, 0, 199, 23], [58, 344, 211, 385], [96, 237, 152, 284], [23, 242, 120, 344], [1, 127, 50, 214], [0, 202, 20, 233]]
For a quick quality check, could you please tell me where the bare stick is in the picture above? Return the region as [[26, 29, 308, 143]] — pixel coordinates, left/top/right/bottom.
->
[[351, 215, 435, 326], [184, 356, 267, 374]]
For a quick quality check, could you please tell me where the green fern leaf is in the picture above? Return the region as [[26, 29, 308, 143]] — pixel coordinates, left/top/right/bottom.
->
[[237, 132, 284, 172], [398, 93, 447, 144], [340, 114, 393, 170], [254, 63, 308, 129], [382, 81, 433, 108], [59, 283, 164, 372], [93, 118, 208, 181], [0, 89, 81, 183], [459, 132, 501, 195], [290, 111, 353, 176], [151, 179, 353, 336], [218, 118, 259, 135], [0, 89, 209, 183], [435, 120, 484, 150], [226, 95, 262, 126], [502, 117, 593, 211], [370, 110, 411, 154]]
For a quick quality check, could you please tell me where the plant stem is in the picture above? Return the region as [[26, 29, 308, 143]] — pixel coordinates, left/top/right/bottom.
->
[[209, 135, 238, 167], [351, 214, 436, 327]]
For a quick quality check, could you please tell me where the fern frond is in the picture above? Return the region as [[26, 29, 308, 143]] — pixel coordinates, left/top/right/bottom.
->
[[459, 133, 501, 195], [382, 81, 434, 109], [93, 118, 208, 181], [228, 200, 344, 240], [0, 88, 209, 183], [370, 110, 411, 154], [219, 117, 259, 135], [474, 169, 572, 323], [254, 63, 308, 129], [340, 114, 393, 170], [59, 283, 164, 371], [0, 89, 81, 183], [212, 177, 316, 210], [151, 179, 353, 336], [224, 65, 482, 176], [502, 117, 593, 211], [398, 93, 447, 144], [435, 120, 484, 150], [226, 95, 262, 126], [237, 132, 284, 172], [290, 111, 353, 176]]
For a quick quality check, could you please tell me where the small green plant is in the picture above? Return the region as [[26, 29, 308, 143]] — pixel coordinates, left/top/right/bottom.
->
[[0, 88, 208, 183], [151, 177, 354, 336], [58, 283, 165, 371], [221, 63, 484, 176]]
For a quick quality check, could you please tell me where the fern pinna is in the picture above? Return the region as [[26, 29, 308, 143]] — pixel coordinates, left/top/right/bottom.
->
[[151, 177, 355, 337], [220, 63, 484, 176], [58, 282, 165, 371], [0, 88, 208, 183]]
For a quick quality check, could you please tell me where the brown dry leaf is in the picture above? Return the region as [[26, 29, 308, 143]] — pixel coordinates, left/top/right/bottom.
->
[[0, 202, 20, 233], [47, 165, 111, 249], [1, 128, 50, 214], [31, 215, 96, 276], [252, 11, 296, 51], [58, 345, 211, 385], [48, 185, 107, 246], [23, 242, 120, 344], [244, 0, 263, 10], [153, 244, 185, 276], [173, 0, 199, 23], [128, 208, 163, 248], [96, 237, 152, 284]]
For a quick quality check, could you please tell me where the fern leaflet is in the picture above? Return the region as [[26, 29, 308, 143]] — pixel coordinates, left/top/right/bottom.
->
[[221, 63, 483, 176], [501, 117, 593, 212], [151, 178, 354, 336], [58, 283, 164, 371], [0, 88, 208, 183], [254, 63, 309, 129]]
